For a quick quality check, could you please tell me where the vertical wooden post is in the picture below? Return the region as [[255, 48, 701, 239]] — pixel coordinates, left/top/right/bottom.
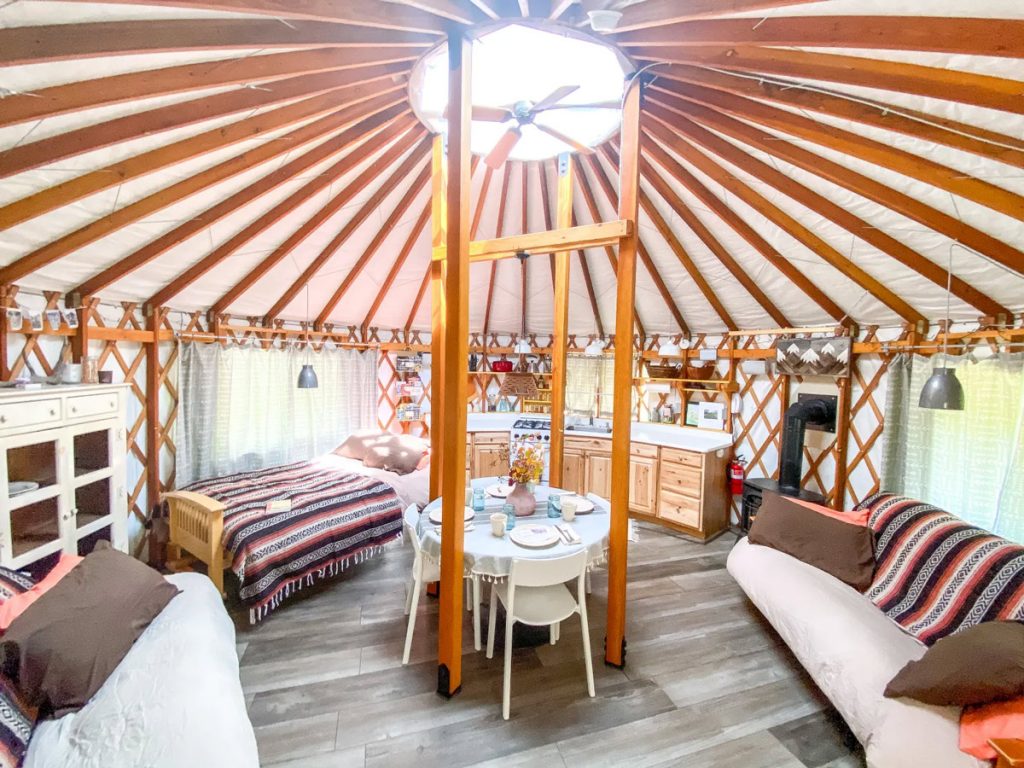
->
[[0, 286, 11, 381], [145, 306, 164, 510], [549, 153, 573, 487], [69, 295, 95, 364], [437, 28, 471, 699], [430, 135, 447, 502], [606, 77, 642, 669], [832, 361, 853, 510]]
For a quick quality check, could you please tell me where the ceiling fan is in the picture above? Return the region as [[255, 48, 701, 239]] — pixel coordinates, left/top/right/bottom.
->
[[447, 85, 621, 168]]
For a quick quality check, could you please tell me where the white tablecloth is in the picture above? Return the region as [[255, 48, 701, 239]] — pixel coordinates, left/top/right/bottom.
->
[[417, 477, 610, 581]]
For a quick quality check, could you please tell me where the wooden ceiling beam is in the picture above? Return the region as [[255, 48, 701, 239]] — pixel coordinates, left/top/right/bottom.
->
[[465, 0, 502, 20], [482, 165, 513, 338], [405, 261, 434, 334], [650, 83, 1024, 223], [548, 0, 576, 20], [647, 63, 1024, 171], [645, 111, 1009, 319], [437, 221, 631, 263], [1, 78, 408, 231], [149, 113, 415, 309], [316, 164, 433, 326], [77, 111, 418, 300], [572, 211, 606, 339], [0, 101, 410, 288], [653, 98, 1024, 276], [212, 127, 426, 315], [0, 19, 435, 66], [614, 0, 821, 31], [0, 62, 409, 181], [643, 121, 926, 325], [264, 140, 432, 322], [0, 47, 419, 130], [395, 1, 490, 25], [538, 161, 558, 292], [633, 48, 1024, 116], [617, 17, 1024, 58]]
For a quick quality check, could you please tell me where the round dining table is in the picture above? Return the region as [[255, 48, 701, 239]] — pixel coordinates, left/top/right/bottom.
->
[[413, 477, 610, 650]]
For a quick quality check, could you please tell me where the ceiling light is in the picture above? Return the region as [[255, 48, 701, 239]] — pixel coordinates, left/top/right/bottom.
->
[[657, 339, 680, 357], [514, 338, 532, 355], [584, 338, 605, 357], [919, 247, 964, 411], [588, 10, 623, 32]]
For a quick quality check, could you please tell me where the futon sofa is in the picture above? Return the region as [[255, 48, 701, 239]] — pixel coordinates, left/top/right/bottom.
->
[[728, 493, 1022, 768]]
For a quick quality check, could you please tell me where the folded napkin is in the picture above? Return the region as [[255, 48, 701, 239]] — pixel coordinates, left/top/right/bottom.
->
[[557, 524, 581, 544]]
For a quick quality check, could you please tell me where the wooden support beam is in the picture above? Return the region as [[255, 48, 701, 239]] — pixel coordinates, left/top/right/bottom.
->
[[69, 296, 99, 364], [606, 77, 642, 670], [400, 0, 490, 24], [832, 367, 853, 510], [549, 153, 572, 488], [614, 0, 819, 30], [434, 220, 631, 263], [429, 135, 447, 501], [437, 29, 471, 698], [482, 166, 513, 338], [145, 307, 165, 510]]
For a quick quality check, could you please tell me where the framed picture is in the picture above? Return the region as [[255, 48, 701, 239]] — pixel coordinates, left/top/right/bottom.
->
[[6, 309, 23, 331], [396, 354, 422, 373], [685, 401, 700, 427], [45, 309, 63, 331], [776, 337, 851, 377], [63, 308, 78, 329], [28, 312, 43, 332], [697, 402, 726, 431]]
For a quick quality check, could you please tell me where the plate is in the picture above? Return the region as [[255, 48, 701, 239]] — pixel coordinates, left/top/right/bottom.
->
[[486, 483, 513, 498], [428, 507, 476, 525], [9, 481, 39, 497], [509, 524, 560, 549], [560, 495, 595, 514]]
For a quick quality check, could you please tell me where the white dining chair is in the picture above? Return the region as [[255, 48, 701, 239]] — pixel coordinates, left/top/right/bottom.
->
[[486, 549, 595, 719], [402, 505, 481, 664]]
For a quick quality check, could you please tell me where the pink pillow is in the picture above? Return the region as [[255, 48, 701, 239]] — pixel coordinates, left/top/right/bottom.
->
[[960, 697, 1024, 760], [0, 553, 83, 631], [790, 497, 870, 526]]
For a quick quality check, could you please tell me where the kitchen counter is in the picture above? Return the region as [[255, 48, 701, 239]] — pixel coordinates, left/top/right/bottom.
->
[[464, 413, 733, 455]]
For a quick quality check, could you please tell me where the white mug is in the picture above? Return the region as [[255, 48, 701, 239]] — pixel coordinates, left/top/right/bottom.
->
[[490, 513, 507, 537], [62, 363, 83, 384], [561, 500, 577, 523]]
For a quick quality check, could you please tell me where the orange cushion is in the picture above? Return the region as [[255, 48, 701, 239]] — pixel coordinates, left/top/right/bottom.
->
[[790, 497, 870, 526], [960, 697, 1024, 760], [0, 553, 82, 631]]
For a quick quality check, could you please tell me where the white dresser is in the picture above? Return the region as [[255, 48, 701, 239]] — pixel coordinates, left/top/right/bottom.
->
[[0, 384, 128, 569]]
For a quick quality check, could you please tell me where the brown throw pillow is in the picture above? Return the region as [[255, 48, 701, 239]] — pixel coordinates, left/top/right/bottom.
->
[[748, 492, 875, 591], [334, 430, 389, 461], [363, 434, 429, 475], [885, 621, 1024, 706], [4, 547, 179, 717]]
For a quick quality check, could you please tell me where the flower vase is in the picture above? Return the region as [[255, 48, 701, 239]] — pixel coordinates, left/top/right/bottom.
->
[[508, 482, 536, 517]]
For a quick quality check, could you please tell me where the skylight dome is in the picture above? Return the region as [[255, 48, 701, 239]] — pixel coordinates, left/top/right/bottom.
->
[[408, 21, 632, 164]]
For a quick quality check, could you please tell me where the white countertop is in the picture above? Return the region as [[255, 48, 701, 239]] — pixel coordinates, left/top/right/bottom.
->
[[465, 413, 733, 454]]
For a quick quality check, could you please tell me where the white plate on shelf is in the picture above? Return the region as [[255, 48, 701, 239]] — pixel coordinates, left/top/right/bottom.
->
[[428, 507, 475, 525], [9, 481, 39, 497], [486, 483, 514, 499], [509, 524, 560, 549], [559, 495, 595, 514]]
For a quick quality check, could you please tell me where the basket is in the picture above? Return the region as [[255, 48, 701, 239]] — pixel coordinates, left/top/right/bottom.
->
[[646, 363, 680, 379]]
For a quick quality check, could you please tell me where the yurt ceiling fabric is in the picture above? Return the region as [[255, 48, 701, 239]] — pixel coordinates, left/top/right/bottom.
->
[[0, 0, 1022, 337]]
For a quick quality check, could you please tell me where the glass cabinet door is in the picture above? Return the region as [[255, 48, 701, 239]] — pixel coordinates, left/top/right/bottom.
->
[[68, 423, 124, 549], [3, 432, 67, 565]]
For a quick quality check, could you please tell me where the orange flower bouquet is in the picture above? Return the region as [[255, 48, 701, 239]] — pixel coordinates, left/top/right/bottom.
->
[[509, 443, 543, 486]]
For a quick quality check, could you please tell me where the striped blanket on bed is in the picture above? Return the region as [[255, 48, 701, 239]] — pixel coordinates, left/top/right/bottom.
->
[[185, 460, 404, 621]]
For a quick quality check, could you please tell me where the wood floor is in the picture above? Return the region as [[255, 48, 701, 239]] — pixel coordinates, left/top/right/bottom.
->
[[233, 524, 867, 768]]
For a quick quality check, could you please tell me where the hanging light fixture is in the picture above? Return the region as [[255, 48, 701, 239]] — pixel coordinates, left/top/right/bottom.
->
[[584, 336, 605, 357], [297, 285, 318, 389], [513, 251, 532, 355], [919, 246, 963, 410], [658, 335, 688, 358]]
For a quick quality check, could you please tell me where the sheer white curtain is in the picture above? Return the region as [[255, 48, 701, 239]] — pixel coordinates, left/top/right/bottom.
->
[[565, 354, 616, 418], [883, 351, 1024, 543], [176, 342, 378, 486]]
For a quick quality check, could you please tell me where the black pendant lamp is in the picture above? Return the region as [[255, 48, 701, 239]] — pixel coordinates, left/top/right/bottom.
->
[[919, 247, 963, 411], [297, 285, 318, 389]]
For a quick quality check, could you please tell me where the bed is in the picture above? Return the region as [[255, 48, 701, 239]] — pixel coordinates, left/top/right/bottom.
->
[[163, 454, 426, 621]]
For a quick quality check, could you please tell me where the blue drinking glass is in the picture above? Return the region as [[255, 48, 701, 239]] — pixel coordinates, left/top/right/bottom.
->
[[503, 502, 515, 530], [472, 487, 485, 513], [547, 493, 561, 519]]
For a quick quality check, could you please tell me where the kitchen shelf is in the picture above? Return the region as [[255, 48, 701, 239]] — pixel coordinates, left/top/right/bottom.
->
[[467, 371, 552, 376]]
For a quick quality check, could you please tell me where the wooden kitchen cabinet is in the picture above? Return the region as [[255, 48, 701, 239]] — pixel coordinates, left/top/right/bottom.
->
[[654, 447, 728, 541], [628, 455, 658, 515], [562, 449, 586, 495], [586, 453, 612, 499], [470, 431, 508, 479]]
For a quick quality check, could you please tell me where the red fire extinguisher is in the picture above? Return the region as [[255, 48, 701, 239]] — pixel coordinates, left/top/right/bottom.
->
[[728, 455, 746, 495]]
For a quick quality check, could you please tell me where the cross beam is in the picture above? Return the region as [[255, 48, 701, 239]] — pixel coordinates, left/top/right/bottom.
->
[[431, 219, 631, 263]]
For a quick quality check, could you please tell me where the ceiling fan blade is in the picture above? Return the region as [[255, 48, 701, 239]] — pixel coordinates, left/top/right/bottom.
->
[[534, 100, 622, 113], [531, 84, 580, 113], [441, 104, 512, 123], [485, 127, 522, 169], [534, 123, 594, 155]]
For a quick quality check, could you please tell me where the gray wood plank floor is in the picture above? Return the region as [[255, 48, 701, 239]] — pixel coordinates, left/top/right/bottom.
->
[[233, 524, 866, 768]]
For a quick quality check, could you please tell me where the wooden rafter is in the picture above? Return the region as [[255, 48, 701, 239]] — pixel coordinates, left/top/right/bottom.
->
[[644, 112, 1010, 319], [482, 165, 513, 337], [364, 202, 432, 332], [212, 126, 426, 315], [397, 0, 489, 25], [438, 221, 631, 263], [614, 0, 821, 31], [569, 209, 605, 339]]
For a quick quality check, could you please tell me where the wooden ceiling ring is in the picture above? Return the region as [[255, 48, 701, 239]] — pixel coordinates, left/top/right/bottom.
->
[[61, 0, 452, 33], [0, 62, 410, 181], [264, 137, 433, 321], [658, 98, 1024, 276], [646, 63, 1024, 171], [613, 0, 822, 32], [0, 19, 436, 66], [649, 82, 1024, 223], [632, 48, 1024, 117], [617, 16, 1024, 58], [76, 109, 418, 301], [0, 47, 421, 131], [637, 145, 845, 321], [645, 109, 1011, 319], [643, 121, 925, 326], [315, 163, 434, 325], [1, 102, 411, 288], [482, 164, 513, 338], [148, 111, 417, 309], [0, 79, 409, 231], [212, 126, 428, 316]]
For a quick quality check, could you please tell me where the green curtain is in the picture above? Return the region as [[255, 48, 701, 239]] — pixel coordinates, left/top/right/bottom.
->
[[883, 351, 1024, 542]]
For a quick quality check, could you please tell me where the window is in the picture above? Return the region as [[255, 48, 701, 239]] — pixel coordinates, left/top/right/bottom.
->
[[565, 353, 617, 420]]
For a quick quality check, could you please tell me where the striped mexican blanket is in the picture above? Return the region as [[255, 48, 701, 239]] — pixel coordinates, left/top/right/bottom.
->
[[185, 460, 403, 621], [857, 492, 1024, 645]]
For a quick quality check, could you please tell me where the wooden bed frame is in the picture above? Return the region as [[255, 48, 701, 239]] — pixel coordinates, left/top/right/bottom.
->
[[162, 490, 227, 596]]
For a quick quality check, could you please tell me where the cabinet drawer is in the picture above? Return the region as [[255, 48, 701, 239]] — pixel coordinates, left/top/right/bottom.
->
[[565, 437, 610, 454], [660, 461, 703, 498], [0, 398, 61, 431], [67, 393, 119, 420], [659, 490, 701, 529], [630, 442, 659, 459], [473, 431, 508, 445], [661, 446, 703, 468]]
